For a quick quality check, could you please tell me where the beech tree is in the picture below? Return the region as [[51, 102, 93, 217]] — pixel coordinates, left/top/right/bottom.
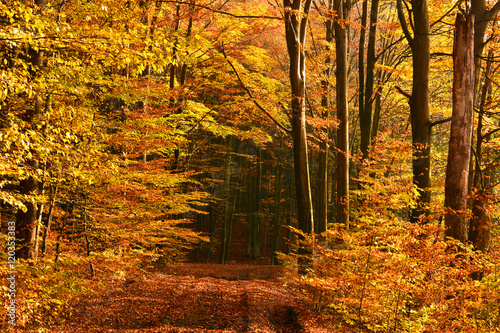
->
[[334, 0, 351, 228], [397, 0, 431, 223], [284, 0, 315, 237], [444, 12, 475, 244], [359, 0, 380, 158]]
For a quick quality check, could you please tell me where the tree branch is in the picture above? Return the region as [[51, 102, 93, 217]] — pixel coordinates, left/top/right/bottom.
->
[[484, 0, 500, 23], [431, 0, 461, 28], [221, 45, 292, 134], [160, 0, 282, 20], [394, 85, 411, 99], [430, 117, 452, 128], [396, 0, 413, 48]]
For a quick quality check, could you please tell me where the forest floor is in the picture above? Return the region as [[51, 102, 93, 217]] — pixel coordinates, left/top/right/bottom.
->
[[50, 263, 337, 333]]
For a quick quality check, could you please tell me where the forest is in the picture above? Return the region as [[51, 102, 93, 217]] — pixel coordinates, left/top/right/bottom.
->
[[1, 0, 500, 332]]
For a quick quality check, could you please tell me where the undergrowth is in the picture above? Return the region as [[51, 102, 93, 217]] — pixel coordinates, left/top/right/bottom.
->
[[283, 223, 500, 332]]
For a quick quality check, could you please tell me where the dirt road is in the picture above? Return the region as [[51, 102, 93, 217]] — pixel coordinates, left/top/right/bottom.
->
[[56, 264, 335, 332]]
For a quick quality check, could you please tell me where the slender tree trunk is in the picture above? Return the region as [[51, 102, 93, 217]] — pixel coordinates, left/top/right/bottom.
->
[[205, 205, 214, 263], [317, 3, 334, 234], [358, 0, 368, 146], [469, 190, 490, 252], [471, 0, 500, 100], [410, 0, 431, 223], [271, 149, 283, 264], [284, 0, 314, 273], [251, 146, 262, 259], [246, 169, 253, 257], [41, 184, 58, 256], [17, 0, 46, 260], [370, 85, 382, 141], [17, 161, 39, 260], [469, 51, 494, 251], [444, 12, 475, 244], [397, 0, 431, 222], [220, 137, 234, 264], [334, 0, 350, 229], [285, 0, 314, 235], [360, 0, 380, 157]]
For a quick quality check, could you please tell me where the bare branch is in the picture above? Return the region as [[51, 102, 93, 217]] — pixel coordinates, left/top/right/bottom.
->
[[396, 0, 413, 48], [160, 0, 282, 20], [430, 117, 452, 128], [394, 85, 411, 99]]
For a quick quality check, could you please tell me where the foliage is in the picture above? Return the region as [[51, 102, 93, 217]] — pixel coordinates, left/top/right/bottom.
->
[[0, 243, 104, 329], [282, 222, 500, 332]]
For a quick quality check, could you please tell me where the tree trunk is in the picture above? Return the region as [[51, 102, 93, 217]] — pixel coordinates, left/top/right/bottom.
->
[[17, 0, 46, 260], [271, 147, 283, 264], [360, 0, 380, 158], [16, 160, 39, 260], [370, 85, 382, 141], [444, 12, 475, 244], [397, 0, 431, 222], [41, 184, 58, 256], [471, 0, 500, 99], [220, 137, 234, 264], [251, 146, 262, 259], [358, 0, 368, 150], [317, 3, 334, 234], [334, 0, 350, 229], [285, 0, 314, 235], [284, 0, 314, 273], [469, 190, 490, 252], [469, 51, 494, 251]]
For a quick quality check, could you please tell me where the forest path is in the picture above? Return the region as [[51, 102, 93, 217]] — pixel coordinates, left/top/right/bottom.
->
[[56, 263, 334, 333]]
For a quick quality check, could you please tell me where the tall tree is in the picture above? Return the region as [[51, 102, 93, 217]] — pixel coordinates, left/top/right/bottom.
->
[[471, 0, 500, 97], [397, 0, 431, 223], [444, 12, 475, 244], [334, 0, 351, 228], [360, 0, 381, 158], [284, 0, 315, 237], [16, 0, 46, 260], [316, 0, 335, 234], [469, 51, 495, 252]]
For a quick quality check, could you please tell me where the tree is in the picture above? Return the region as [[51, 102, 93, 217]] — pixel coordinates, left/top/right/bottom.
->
[[471, 0, 500, 96], [359, 0, 381, 158], [334, 0, 351, 228], [315, 0, 336, 234], [14, 0, 47, 260], [444, 12, 475, 244], [397, 0, 431, 223], [284, 0, 315, 238]]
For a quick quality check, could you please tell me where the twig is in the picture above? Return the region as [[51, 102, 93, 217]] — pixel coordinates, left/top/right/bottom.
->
[[394, 86, 411, 99]]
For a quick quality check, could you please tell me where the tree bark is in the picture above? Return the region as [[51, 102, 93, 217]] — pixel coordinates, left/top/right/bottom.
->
[[360, 0, 380, 158], [220, 137, 234, 264], [444, 12, 475, 244], [16, 160, 39, 260], [469, 190, 490, 252], [16, 0, 46, 260], [41, 184, 58, 255], [317, 1, 335, 234], [358, 0, 368, 152], [334, 0, 350, 229], [469, 51, 494, 251], [471, 0, 500, 99], [271, 146, 283, 264], [397, 0, 431, 222], [251, 146, 262, 259], [284, 0, 314, 239]]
